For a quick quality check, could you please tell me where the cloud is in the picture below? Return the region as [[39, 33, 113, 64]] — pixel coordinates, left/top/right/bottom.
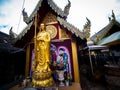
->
[[66, 0, 120, 36], [0, 25, 9, 28], [0, 0, 23, 34], [116, 14, 120, 21], [0, 12, 6, 17], [116, 0, 120, 3], [0, 0, 120, 36], [0, 24, 10, 34]]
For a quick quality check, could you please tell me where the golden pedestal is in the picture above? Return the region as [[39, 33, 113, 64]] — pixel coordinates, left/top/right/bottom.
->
[[32, 71, 54, 87]]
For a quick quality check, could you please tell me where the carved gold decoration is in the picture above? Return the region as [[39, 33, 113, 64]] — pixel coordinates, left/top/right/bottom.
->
[[46, 25, 57, 39], [61, 29, 70, 39], [42, 12, 57, 24]]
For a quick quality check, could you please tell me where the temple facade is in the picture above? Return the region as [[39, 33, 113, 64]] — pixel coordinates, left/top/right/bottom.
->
[[14, 0, 86, 83]]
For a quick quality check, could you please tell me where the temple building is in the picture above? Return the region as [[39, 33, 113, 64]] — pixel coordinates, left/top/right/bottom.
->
[[91, 11, 120, 87], [91, 10, 120, 63], [14, 0, 86, 84], [91, 11, 120, 44]]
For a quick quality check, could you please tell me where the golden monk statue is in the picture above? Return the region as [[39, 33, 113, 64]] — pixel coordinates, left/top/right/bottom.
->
[[32, 23, 54, 87]]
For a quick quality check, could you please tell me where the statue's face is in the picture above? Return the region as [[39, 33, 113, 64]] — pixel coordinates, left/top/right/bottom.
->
[[40, 24, 45, 31]]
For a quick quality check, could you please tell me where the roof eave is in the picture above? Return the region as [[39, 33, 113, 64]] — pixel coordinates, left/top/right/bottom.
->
[[57, 17, 85, 39], [91, 20, 115, 41], [15, 21, 33, 42], [25, 0, 67, 24]]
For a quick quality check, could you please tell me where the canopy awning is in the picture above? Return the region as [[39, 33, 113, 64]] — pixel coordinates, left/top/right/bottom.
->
[[98, 31, 120, 45], [83, 45, 109, 51]]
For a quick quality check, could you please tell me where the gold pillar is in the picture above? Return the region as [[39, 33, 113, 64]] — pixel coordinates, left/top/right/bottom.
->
[[25, 45, 30, 77], [71, 39, 80, 83]]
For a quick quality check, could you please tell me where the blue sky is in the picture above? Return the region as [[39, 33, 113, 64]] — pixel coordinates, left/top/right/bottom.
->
[[0, 0, 120, 36], [0, 0, 11, 30], [0, 0, 11, 5]]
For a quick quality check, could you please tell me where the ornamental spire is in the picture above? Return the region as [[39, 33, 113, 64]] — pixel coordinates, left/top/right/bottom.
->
[[112, 10, 116, 20], [83, 17, 91, 41], [22, 8, 28, 24], [64, 0, 71, 16]]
